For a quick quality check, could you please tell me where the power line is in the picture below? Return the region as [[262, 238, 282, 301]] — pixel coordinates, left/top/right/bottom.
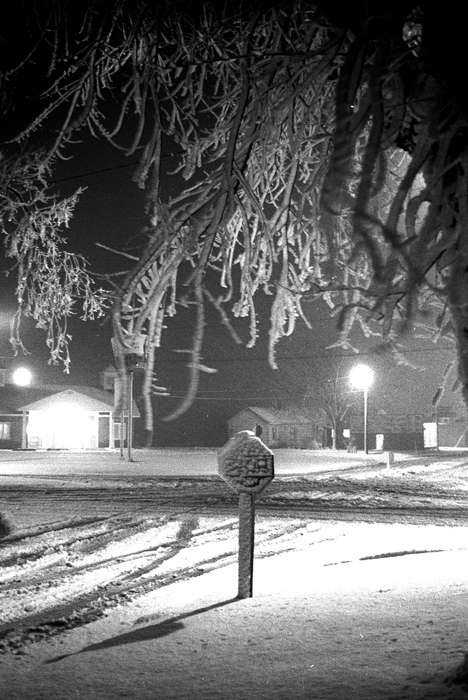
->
[[157, 394, 296, 401], [53, 161, 138, 184], [156, 344, 454, 366], [52, 150, 184, 184]]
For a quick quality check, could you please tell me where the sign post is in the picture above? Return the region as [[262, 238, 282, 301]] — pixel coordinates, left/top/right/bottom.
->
[[218, 430, 274, 599], [237, 492, 255, 598], [111, 334, 147, 462]]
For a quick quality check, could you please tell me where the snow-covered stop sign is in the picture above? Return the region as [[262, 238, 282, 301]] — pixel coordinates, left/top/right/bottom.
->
[[218, 430, 274, 494]]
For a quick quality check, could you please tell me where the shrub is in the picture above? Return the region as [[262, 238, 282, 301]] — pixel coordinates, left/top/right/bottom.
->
[[0, 513, 13, 539]]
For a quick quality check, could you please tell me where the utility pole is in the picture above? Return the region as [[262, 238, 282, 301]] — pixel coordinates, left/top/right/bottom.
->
[[127, 369, 134, 462]]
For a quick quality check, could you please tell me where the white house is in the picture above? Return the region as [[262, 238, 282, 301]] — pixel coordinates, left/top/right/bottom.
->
[[0, 372, 139, 450]]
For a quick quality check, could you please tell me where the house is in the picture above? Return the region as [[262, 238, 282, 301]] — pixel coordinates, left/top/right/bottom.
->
[[0, 367, 139, 450], [227, 406, 325, 449], [346, 351, 468, 451], [348, 403, 467, 451]]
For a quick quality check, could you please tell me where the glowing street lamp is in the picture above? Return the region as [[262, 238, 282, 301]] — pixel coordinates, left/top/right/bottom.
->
[[349, 364, 375, 453], [12, 366, 33, 387]]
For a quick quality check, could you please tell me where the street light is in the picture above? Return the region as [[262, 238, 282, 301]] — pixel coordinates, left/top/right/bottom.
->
[[349, 363, 375, 453], [12, 366, 33, 387]]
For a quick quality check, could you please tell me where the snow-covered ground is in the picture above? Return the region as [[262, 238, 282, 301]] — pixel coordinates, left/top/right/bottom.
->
[[0, 449, 467, 698], [0, 446, 387, 477]]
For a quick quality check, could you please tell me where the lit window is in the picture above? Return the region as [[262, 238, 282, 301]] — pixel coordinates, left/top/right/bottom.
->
[[0, 422, 11, 440]]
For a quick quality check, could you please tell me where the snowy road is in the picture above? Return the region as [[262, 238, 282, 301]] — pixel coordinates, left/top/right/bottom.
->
[[0, 449, 467, 659], [1, 447, 467, 529], [1, 470, 468, 529]]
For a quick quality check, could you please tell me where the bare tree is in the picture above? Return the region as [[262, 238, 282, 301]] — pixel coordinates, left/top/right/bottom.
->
[[3, 2, 468, 445], [303, 359, 357, 449]]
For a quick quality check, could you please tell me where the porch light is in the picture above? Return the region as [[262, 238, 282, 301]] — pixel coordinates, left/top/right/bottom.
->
[[12, 366, 33, 387]]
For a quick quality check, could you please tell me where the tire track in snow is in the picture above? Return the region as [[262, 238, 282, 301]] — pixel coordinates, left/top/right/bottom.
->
[[0, 514, 173, 583], [0, 517, 309, 654], [1, 466, 468, 654]]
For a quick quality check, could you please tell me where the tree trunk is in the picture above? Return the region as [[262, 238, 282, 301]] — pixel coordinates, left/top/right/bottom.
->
[[141, 335, 157, 448], [143, 428, 153, 448], [448, 255, 468, 410], [334, 419, 345, 449]]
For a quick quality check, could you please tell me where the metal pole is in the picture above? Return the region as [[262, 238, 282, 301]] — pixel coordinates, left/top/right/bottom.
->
[[108, 413, 113, 449], [364, 388, 368, 454], [120, 406, 125, 460], [238, 492, 255, 598], [127, 370, 134, 462]]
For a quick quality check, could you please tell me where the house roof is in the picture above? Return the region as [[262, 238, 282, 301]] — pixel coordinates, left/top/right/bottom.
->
[[238, 406, 317, 425], [0, 384, 139, 417], [20, 388, 115, 413]]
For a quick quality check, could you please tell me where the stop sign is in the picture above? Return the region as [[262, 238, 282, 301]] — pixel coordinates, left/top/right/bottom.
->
[[218, 430, 274, 494]]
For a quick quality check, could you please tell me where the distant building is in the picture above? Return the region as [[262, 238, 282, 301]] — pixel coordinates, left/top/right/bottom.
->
[[228, 406, 325, 448], [347, 357, 468, 451], [0, 367, 139, 450], [348, 405, 467, 451]]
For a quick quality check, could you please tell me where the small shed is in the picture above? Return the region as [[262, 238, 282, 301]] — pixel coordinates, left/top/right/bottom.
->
[[228, 406, 324, 449]]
